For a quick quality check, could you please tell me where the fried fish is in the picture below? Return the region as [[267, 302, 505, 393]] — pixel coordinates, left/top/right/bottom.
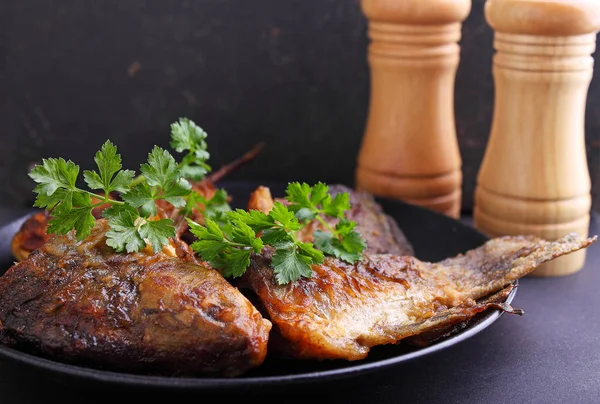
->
[[242, 234, 596, 361], [3, 181, 596, 375], [0, 219, 272, 377]]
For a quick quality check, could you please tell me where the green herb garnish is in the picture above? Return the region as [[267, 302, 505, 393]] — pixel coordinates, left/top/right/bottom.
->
[[29, 118, 226, 253], [169, 117, 211, 181], [187, 182, 367, 284], [28, 120, 365, 284]]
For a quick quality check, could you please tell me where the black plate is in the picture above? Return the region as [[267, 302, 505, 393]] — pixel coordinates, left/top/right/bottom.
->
[[0, 181, 516, 390]]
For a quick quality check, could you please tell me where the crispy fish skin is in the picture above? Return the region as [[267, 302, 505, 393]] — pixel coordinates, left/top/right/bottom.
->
[[244, 234, 596, 361], [10, 211, 52, 262], [0, 220, 272, 377]]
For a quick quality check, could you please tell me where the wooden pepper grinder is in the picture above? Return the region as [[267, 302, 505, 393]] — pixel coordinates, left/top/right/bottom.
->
[[474, 0, 600, 276], [355, 0, 472, 218]]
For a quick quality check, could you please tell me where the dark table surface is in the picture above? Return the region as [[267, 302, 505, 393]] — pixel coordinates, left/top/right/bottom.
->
[[0, 206, 598, 404]]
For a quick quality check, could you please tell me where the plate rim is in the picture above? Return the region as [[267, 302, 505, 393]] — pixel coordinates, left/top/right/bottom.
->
[[0, 181, 517, 389]]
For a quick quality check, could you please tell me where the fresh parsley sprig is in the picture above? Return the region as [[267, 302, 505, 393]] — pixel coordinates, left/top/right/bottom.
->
[[29, 141, 189, 253], [28, 117, 227, 254], [188, 182, 367, 284], [169, 118, 211, 181], [187, 202, 324, 284], [166, 117, 232, 221], [285, 182, 366, 263]]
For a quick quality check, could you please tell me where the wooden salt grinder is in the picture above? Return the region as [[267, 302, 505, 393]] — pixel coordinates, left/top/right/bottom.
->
[[355, 0, 472, 218], [474, 0, 600, 276]]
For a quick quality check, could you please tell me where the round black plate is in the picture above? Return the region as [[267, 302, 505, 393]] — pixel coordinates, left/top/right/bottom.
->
[[0, 181, 516, 390]]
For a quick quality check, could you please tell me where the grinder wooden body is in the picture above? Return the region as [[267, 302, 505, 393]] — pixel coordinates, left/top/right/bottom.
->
[[355, 0, 471, 218], [474, 0, 600, 276]]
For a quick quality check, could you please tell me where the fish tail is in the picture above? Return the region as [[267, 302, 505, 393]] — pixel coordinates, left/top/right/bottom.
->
[[436, 233, 597, 301]]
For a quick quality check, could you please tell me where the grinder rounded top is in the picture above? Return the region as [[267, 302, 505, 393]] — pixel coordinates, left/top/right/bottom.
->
[[485, 0, 600, 36], [361, 0, 472, 25]]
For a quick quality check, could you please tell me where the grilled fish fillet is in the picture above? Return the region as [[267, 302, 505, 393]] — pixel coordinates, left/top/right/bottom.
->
[[0, 220, 272, 377], [243, 234, 596, 361]]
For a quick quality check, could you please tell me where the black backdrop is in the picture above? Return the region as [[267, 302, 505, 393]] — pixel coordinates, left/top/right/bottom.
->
[[2, 0, 600, 212]]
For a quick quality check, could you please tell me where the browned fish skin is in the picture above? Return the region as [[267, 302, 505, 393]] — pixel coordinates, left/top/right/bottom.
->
[[0, 220, 272, 377], [10, 211, 52, 262], [243, 234, 596, 361]]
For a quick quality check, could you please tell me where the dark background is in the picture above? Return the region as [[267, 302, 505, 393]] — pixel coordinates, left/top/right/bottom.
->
[[2, 0, 600, 212]]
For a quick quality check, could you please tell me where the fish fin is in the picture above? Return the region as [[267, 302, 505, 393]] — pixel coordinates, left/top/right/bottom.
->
[[434, 233, 597, 301], [401, 284, 522, 347]]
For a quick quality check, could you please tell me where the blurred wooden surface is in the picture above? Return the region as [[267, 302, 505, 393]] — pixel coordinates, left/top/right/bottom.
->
[[1, 0, 600, 214], [474, 0, 600, 276], [355, 0, 470, 218]]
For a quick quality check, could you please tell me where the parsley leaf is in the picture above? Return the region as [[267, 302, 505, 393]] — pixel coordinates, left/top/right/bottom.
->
[[161, 177, 192, 208], [124, 147, 192, 215], [285, 182, 312, 207], [47, 191, 94, 240], [140, 146, 182, 189], [286, 181, 350, 220], [314, 229, 365, 263], [33, 188, 70, 211], [204, 189, 231, 218], [297, 240, 324, 263], [187, 218, 260, 278], [170, 117, 211, 181], [283, 182, 366, 264], [188, 217, 224, 241], [230, 219, 264, 251], [83, 140, 135, 195], [188, 218, 228, 261], [271, 244, 314, 285], [29, 157, 79, 196], [103, 205, 147, 253], [104, 205, 175, 253], [121, 183, 157, 217], [321, 192, 350, 219], [227, 208, 274, 232], [190, 238, 227, 262], [220, 249, 253, 278], [138, 218, 176, 253], [314, 218, 367, 263], [181, 192, 204, 218], [260, 228, 289, 245], [269, 202, 301, 231]]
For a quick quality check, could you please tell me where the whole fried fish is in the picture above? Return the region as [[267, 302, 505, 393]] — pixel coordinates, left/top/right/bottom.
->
[[0, 220, 272, 377], [243, 234, 596, 361]]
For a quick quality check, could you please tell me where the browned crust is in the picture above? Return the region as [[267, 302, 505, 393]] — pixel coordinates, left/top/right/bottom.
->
[[0, 220, 272, 377], [244, 234, 596, 361]]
